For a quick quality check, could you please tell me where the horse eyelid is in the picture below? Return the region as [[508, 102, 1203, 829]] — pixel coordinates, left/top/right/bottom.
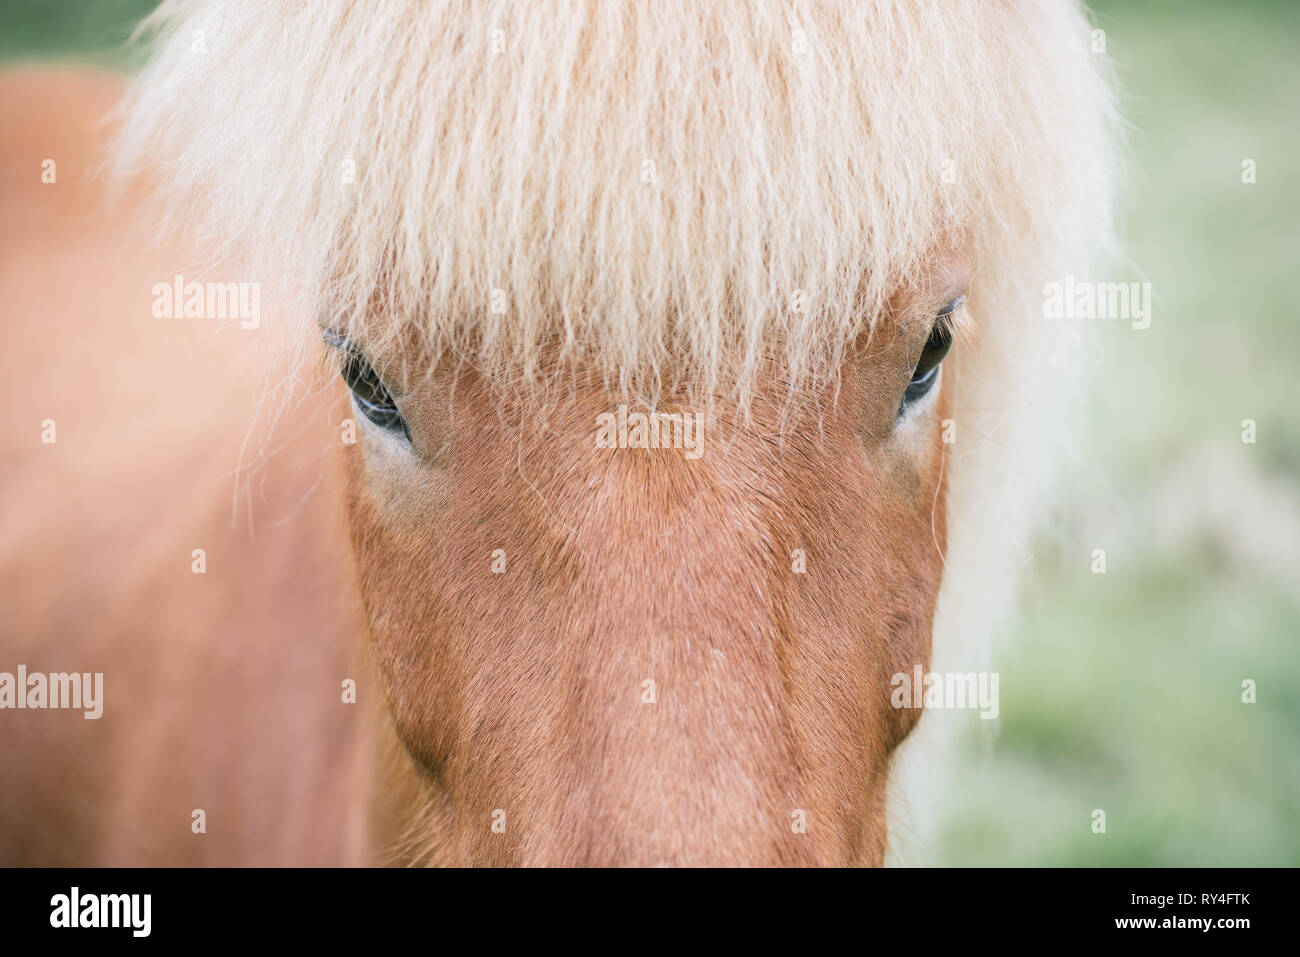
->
[[936, 295, 965, 319]]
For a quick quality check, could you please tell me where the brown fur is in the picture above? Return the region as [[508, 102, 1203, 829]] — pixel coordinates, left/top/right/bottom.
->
[[1, 70, 958, 865], [351, 342, 952, 865], [0, 71, 374, 865]]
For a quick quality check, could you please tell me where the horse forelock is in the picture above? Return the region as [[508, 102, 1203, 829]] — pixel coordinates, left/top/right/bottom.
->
[[117, 0, 1115, 402]]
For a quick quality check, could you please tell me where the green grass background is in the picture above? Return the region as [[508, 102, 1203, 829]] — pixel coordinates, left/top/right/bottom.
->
[[2, 0, 1295, 865], [936, 0, 1300, 865]]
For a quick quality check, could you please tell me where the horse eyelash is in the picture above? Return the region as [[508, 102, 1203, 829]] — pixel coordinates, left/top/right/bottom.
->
[[933, 295, 969, 343], [321, 329, 349, 352]]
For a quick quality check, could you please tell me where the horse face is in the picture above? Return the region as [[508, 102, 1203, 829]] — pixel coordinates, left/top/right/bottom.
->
[[335, 259, 965, 866]]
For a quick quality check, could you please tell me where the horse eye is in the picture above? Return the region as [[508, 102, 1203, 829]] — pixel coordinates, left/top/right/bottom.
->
[[324, 333, 410, 439], [900, 296, 962, 412]]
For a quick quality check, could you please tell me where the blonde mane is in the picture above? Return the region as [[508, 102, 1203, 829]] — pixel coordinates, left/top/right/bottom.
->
[[116, 0, 1119, 862]]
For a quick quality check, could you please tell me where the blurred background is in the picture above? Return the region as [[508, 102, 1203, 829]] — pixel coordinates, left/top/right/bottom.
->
[[2, 0, 1295, 865], [936, 0, 1300, 865]]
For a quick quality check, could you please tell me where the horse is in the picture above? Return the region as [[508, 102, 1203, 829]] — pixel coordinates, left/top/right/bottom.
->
[[0, 0, 1117, 866]]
